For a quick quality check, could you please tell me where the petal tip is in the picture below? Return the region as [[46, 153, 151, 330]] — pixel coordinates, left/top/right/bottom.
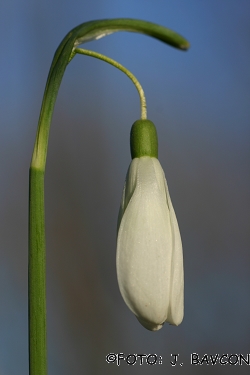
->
[[137, 316, 164, 331]]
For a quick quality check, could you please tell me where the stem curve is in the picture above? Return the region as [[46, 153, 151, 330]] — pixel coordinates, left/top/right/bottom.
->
[[31, 18, 189, 169], [75, 47, 147, 119]]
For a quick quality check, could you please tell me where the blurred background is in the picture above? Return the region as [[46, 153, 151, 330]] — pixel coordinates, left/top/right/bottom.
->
[[0, 0, 250, 374]]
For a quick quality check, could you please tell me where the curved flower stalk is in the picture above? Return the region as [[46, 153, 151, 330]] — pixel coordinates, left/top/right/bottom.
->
[[116, 120, 184, 331]]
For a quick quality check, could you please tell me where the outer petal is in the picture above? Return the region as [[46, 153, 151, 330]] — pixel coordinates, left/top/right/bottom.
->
[[164, 179, 184, 325], [117, 157, 173, 331]]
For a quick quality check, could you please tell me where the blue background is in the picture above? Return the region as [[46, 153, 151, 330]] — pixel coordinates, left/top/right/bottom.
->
[[0, 0, 250, 374]]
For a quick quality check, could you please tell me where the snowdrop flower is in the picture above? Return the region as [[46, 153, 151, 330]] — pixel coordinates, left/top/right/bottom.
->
[[116, 119, 183, 331]]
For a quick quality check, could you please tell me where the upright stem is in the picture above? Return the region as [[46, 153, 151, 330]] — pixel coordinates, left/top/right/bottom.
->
[[29, 168, 47, 375]]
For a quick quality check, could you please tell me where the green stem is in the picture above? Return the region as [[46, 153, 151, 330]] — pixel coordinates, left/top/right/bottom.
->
[[75, 48, 147, 119], [28, 18, 189, 375], [29, 168, 46, 375]]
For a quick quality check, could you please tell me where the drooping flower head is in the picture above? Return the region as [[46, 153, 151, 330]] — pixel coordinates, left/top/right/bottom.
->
[[116, 119, 183, 331]]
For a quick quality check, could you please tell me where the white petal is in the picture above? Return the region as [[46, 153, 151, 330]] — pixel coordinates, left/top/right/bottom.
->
[[149, 158, 184, 325], [117, 157, 173, 330], [164, 179, 184, 325]]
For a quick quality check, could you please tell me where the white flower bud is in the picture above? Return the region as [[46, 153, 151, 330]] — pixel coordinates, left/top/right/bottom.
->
[[116, 156, 183, 331]]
